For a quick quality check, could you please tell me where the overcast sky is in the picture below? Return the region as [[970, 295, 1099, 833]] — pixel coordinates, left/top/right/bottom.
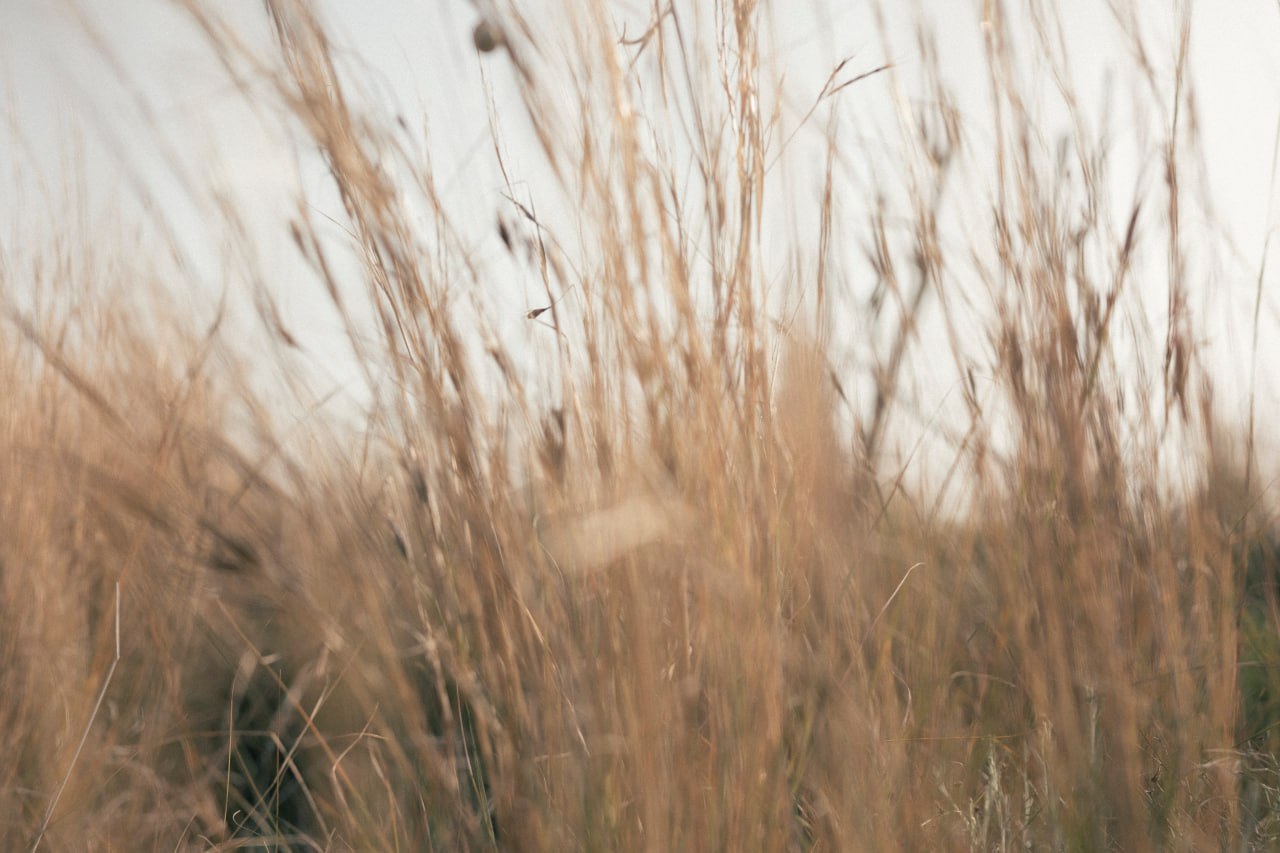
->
[[3, 1, 1280, 460]]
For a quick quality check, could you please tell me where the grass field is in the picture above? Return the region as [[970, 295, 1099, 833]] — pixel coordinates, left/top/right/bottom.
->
[[4, 1, 1279, 850]]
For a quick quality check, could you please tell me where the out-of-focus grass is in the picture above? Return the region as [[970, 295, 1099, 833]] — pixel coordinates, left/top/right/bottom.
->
[[3, 1, 1278, 850]]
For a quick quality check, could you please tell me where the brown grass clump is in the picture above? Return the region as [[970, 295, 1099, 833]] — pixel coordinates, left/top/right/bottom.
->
[[3, 1, 1279, 850]]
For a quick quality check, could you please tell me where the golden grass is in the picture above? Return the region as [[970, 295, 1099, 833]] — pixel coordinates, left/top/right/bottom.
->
[[3, 1, 1278, 850]]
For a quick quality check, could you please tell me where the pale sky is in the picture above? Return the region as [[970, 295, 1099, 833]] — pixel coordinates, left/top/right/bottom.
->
[[3, 1, 1279, 467]]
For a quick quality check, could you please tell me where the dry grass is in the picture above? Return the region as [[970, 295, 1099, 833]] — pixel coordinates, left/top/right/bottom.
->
[[3, 1, 1278, 850]]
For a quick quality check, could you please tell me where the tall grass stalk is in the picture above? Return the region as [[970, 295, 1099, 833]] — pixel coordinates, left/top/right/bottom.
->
[[1, 1, 1276, 850]]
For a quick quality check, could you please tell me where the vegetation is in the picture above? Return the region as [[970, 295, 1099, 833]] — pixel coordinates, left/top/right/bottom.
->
[[3, 1, 1277, 849]]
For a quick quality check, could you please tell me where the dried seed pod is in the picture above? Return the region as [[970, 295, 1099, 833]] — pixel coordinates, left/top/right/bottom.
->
[[473, 20, 504, 53]]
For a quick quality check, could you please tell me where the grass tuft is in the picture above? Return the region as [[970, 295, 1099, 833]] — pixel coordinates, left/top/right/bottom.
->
[[2, 1, 1278, 849]]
